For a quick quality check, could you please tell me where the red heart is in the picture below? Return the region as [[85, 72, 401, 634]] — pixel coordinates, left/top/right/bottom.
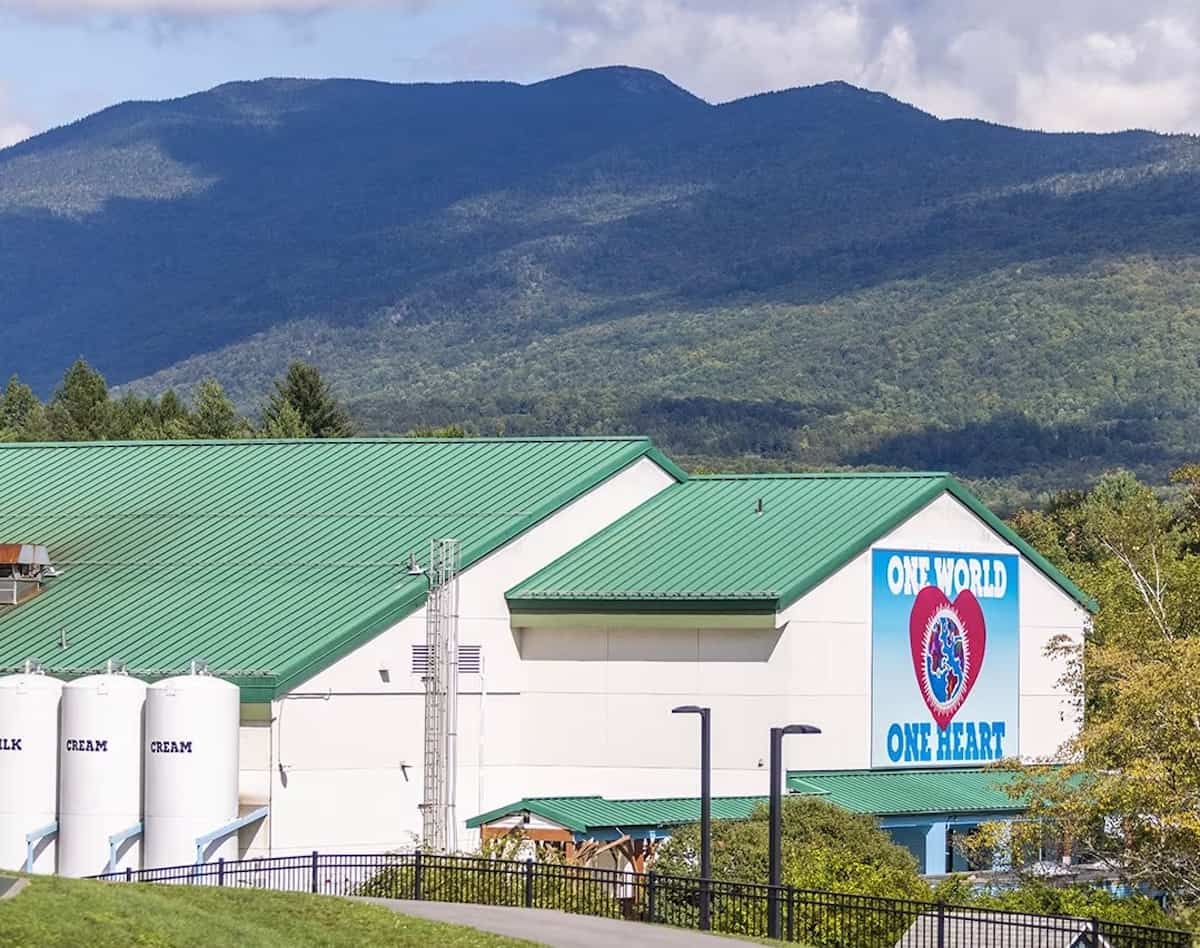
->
[[908, 586, 987, 730]]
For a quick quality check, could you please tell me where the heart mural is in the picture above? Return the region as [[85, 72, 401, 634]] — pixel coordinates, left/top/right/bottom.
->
[[907, 586, 986, 730]]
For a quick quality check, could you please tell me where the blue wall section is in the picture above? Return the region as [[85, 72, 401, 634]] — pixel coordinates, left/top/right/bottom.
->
[[879, 812, 1020, 875]]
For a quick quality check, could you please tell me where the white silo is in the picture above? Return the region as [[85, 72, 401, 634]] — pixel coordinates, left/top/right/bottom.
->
[[58, 673, 147, 877], [0, 671, 63, 873], [143, 673, 239, 869]]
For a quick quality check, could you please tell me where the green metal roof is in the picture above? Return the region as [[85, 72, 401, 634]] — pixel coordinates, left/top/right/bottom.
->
[[466, 795, 766, 832], [0, 436, 683, 701], [467, 768, 1037, 831], [506, 473, 1095, 614], [786, 768, 1032, 816]]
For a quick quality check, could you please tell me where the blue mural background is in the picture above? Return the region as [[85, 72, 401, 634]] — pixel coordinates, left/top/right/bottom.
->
[[871, 548, 1020, 767]]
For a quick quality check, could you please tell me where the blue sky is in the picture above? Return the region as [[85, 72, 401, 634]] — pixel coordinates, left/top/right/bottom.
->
[[6, 1, 1200, 148]]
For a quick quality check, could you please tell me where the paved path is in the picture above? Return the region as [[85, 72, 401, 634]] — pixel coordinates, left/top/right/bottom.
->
[[359, 899, 749, 947]]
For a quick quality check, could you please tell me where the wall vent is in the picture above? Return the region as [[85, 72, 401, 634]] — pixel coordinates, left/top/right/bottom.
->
[[411, 644, 482, 676]]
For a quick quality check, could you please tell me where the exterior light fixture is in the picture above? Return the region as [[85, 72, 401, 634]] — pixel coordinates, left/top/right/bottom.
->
[[672, 705, 712, 931], [768, 723, 821, 938]]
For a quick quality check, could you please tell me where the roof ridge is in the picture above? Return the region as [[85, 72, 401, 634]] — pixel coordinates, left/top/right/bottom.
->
[[788, 767, 994, 777], [0, 435, 657, 450], [691, 472, 949, 481], [605, 794, 766, 803]]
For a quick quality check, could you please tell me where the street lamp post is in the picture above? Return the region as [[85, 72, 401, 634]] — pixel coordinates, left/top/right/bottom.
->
[[768, 723, 821, 939], [672, 705, 711, 931]]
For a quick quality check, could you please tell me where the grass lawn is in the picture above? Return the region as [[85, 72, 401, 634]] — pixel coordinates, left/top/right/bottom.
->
[[0, 875, 538, 948]]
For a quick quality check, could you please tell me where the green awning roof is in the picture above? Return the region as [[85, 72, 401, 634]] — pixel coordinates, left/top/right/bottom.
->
[[506, 473, 1094, 615], [786, 768, 1032, 816], [466, 795, 766, 832], [466, 767, 1038, 831], [0, 436, 684, 700]]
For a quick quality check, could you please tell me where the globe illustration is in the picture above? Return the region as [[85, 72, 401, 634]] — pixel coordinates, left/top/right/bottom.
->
[[924, 612, 966, 705]]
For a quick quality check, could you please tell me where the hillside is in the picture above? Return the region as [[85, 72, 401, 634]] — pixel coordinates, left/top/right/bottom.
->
[[4, 66, 1200, 497], [0, 874, 531, 947]]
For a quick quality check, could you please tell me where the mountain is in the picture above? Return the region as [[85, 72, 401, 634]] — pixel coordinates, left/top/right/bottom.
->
[[4, 66, 1200, 499]]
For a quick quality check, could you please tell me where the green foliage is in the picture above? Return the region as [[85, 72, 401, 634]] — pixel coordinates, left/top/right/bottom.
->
[[654, 796, 927, 943], [7, 74, 1200, 494], [0, 362, 355, 444], [188, 379, 250, 439], [933, 876, 1176, 930], [259, 398, 310, 438], [655, 796, 925, 898], [263, 362, 353, 439], [405, 423, 471, 439], [356, 848, 620, 920], [47, 359, 110, 441], [1005, 469, 1200, 906], [1, 376, 41, 432]]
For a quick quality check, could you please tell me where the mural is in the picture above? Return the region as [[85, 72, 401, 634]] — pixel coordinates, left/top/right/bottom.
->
[[871, 548, 1019, 767]]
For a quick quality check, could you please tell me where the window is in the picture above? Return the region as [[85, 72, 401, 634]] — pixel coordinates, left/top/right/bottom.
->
[[411, 644, 482, 676]]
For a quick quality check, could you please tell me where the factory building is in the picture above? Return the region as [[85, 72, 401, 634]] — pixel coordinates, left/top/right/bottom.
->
[[0, 437, 1091, 875]]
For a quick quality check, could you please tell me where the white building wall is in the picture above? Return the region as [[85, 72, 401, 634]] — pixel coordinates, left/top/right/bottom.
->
[[509, 492, 1087, 801], [242, 456, 677, 857], [238, 483, 1088, 858]]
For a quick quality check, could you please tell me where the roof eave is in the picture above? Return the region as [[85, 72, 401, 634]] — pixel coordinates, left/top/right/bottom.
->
[[941, 479, 1097, 613], [773, 476, 1097, 614], [269, 583, 429, 699], [507, 597, 778, 615], [773, 476, 951, 612]]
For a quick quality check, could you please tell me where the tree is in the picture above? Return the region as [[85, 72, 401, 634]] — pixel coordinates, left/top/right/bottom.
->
[[262, 362, 353, 439], [405, 423, 470, 438], [188, 379, 249, 439], [259, 399, 310, 439], [0, 375, 47, 440], [654, 797, 926, 942], [655, 796, 926, 898], [46, 359, 111, 440], [1007, 470, 1200, 905], [932, 875, 1174, 929]]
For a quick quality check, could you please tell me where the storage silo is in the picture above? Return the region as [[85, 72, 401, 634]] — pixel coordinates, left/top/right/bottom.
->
[[58, 673, 147, 877], [0, 671, 63, 873], [143, 673, 239, 869]]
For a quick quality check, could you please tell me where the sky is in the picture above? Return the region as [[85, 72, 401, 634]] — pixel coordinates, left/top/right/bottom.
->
[[5, 1, 1200, 149]]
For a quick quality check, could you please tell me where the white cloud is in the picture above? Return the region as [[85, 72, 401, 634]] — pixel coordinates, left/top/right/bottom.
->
[[0, 0, 430, 13], [0, 84, 32, 149], [0, 123, 31, 148], [483, 0, 1200, 132], [6, 0, 1200, 133]]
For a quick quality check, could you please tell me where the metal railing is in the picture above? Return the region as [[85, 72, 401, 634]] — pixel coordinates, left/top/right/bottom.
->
[[91, 851, 1193, 948]]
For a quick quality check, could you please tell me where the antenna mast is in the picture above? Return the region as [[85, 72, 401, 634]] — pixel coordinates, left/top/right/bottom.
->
[[420, 538, 461, 852]]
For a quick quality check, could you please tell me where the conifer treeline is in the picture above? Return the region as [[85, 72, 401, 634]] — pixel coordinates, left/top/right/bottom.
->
[[0, 360, 354, 442]]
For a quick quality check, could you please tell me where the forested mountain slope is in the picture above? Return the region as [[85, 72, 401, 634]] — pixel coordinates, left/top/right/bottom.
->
[[4, 66, 1200, 497]]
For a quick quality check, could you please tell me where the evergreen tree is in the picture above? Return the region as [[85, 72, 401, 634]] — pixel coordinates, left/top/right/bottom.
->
[[404, 423, 469, 438], [46, 359, 111, 440], [0, 376, 42, 433], [108, 393, 158, 439], [188, 379, 249, 439], [263, 362, 353, 438], [259, 399, 310, 438]]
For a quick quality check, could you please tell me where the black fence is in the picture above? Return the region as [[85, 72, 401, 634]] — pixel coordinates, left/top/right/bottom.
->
[[92, 852, 1193, 948]]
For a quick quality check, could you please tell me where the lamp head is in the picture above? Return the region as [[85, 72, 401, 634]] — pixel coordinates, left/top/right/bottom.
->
[[672, 705, 709, 715], [779, 724, 821, 736]]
